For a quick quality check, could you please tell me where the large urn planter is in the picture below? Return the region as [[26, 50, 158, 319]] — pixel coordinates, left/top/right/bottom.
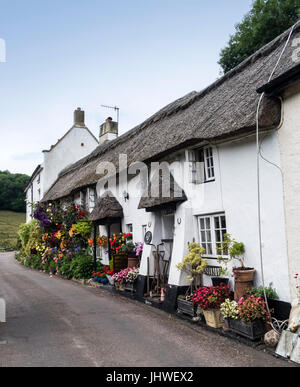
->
[[225, 318, 266, 341], [127, 253, 140, 269], [203, 309, 224, 329], [177, 298, 197, 318], [233, 268, 255, 301]]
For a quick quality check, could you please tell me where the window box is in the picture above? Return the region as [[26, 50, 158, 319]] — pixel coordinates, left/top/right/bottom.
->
[[177, 298, 197, 318], [225, 318, 266, 341]]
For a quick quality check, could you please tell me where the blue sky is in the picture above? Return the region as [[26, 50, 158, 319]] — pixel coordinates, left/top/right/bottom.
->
[[0, 0, 253, 175]]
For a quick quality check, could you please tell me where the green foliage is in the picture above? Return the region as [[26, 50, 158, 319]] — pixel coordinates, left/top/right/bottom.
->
[[177, 242, 208, 293], [18, 220, 41, 256], [247, 283, 279, 299], [0, 211, 26, 251], [71, 218, 93, 239], [218, 234, 246, 268], [0, 170, 30, 212], [70, 253, 94, 280], [219, 0, 300, 73]]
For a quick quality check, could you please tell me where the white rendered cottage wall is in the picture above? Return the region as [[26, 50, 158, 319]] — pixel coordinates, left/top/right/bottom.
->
[[43, 127, 98, 194], [93, 132, 290, 302], [137, 134, 290, 302], [277, 82, 300, 304], [26, 168, 44, 222]]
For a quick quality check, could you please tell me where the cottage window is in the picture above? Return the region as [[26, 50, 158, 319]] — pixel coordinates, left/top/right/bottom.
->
[[204, 147, 215, 181], [127, 224, 133, 234], [87, 188, 96, 212], [197, 214, 227, 258], [187, 146, 215, 184]]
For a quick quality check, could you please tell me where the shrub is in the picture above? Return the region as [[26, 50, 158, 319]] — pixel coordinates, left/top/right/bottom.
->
[[71, 253, 94, 280], [18, 220, 42, 256], [246, 283, 279, 300]]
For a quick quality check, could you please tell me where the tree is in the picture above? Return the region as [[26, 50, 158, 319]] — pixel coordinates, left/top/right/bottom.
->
[[219, 0, 300, 74], [0, 171, 30, 212]]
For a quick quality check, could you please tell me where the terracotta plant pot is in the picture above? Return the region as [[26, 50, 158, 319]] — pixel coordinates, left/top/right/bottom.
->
[[128, 256, 139, 268], [233, 268, 255, 301]]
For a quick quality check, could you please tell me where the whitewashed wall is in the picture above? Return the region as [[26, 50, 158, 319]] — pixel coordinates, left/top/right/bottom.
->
[[278, 82, 300, 304], [43, 126, 98, 194], [26, 167, 44, 223], [93, 131, 290, 302]]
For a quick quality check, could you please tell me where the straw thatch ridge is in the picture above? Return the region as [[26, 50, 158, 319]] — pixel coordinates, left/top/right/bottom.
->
[[138, 169, 187, 211], [88, 191, 123, 222], [42, 24, 300, 202]]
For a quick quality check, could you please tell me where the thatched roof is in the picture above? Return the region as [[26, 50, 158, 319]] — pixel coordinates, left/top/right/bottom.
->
[[138, 169, 187, 212], [88, 191, 123, 223], [42, 25, 300, 202]]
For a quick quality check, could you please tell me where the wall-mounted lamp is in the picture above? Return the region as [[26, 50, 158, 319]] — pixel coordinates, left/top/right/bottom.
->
[[177, 218, 182, 225], [123, 190, 129, 202], [148, 222, 152, 228]]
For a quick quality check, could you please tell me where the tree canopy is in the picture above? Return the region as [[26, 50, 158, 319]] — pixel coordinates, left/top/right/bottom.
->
[[0, 170, 30, 213], [219, 0, 300, 74]]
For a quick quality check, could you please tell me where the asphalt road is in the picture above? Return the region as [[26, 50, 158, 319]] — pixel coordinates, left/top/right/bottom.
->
[[0, 252, 296, 367]]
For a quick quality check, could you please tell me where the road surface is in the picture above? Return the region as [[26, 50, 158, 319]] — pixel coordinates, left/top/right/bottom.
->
[[0, 252, 296, 367]]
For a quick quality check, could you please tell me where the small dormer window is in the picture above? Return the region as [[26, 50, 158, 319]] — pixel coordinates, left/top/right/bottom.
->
[[187, 146, 215, 184], [204, 147, 215, 181]]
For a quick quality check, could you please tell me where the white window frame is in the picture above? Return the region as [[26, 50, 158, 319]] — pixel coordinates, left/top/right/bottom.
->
[[186, 146, 215, 184], [197, 213, 228, 258], [204, 146, 215, 181], [126, 223, 133, 234]]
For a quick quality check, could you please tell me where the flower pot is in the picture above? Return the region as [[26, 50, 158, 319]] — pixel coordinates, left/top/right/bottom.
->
[[113, 254, 128, 273], [211, 277, 229, 287], [203, 309, 224, 329], [225, 318, 266, 341], [124, 281, 136, 293], [128, 256, 140, 268], [233, 268, 255, 301], [100, 278, 109, 285], [177, 298, 197, 318]]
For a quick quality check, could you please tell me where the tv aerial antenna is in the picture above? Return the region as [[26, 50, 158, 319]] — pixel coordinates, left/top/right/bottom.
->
[[101, 104, 120, 125]]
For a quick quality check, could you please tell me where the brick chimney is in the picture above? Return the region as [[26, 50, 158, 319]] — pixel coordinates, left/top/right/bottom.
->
[[74, 107, 85, 127], [99, 117, 118, 145]]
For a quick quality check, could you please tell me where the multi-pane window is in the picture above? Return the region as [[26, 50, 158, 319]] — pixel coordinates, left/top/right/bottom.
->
[[204, 147, 215, 181], [187, 146, 215, 184], [198, 214, 227, 257]]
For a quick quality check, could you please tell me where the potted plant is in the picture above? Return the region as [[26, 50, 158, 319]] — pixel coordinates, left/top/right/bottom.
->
[[211, 264, 230, 287], [218, 234, 255, 301], [176, 243, 208, 318], [221, 295, 268, 340], [192, 284, 231, 328], [124, 268, 139, 292], [110, 233, 132, 273]]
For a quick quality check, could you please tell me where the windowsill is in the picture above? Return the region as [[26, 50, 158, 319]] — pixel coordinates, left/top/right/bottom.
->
[[203, 256, 229, 260], [192, 179, 215, 185]]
